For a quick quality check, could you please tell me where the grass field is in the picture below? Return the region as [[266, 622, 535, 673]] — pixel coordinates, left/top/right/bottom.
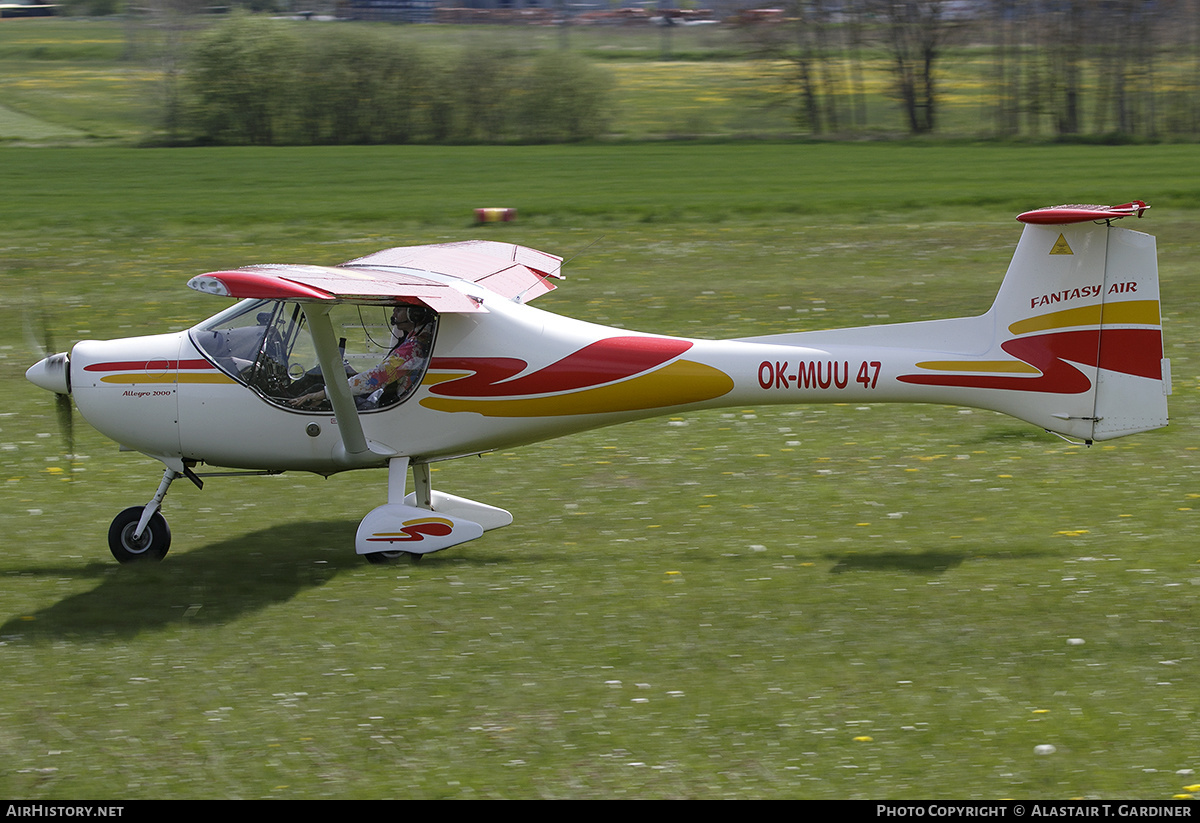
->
[[3, 144, 1200, 797]]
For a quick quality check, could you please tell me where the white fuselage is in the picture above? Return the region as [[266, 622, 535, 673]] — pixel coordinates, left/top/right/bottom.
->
[[62, 294, 1078, 474]]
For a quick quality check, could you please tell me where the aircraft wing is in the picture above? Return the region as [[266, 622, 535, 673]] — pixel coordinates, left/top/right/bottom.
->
[[188, 241, 565, 312], [344, 241, 564, 303]]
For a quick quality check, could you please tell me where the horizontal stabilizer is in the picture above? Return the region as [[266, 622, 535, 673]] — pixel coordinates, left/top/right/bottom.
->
[[1018, 201, 1149, 225]]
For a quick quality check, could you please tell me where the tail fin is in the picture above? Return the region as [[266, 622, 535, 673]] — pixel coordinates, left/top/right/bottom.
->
[[734, 202, 1169, 443], [987, 203, 1169, 441]]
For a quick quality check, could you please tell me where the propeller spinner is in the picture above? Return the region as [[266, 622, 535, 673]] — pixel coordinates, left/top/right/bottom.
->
[[26, 351, 71, 395]]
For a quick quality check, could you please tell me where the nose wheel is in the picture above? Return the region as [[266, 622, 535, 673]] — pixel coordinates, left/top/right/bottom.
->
[[108, 506, 172, 563], [105, 465, 192, 564]]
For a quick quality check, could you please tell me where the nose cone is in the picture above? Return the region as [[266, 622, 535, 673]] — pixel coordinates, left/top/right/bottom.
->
[[26, 352, 72, 395]]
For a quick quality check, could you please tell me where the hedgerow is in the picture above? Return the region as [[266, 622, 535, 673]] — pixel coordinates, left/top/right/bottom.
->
[[182, 15, 614, 145]]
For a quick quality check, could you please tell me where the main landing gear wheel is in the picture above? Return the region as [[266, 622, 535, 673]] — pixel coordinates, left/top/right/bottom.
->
[[108, 506, 171, 563], [364, 550, 421, 565]]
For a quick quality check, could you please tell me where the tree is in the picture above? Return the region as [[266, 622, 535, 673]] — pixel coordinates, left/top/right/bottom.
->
[[185, 13, 297, 145], [741, 1, 862, 135], [1042, 0, 1087, 136], [879, 0, 950, 134]]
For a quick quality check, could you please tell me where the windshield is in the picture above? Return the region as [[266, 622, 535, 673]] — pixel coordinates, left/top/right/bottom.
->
[[190, 300, 437, 413]]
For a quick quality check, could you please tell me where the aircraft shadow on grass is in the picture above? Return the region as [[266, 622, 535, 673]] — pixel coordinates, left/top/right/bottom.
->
[[0, 520, 445, 640], [826, 549, 968, 575], [4, 521, 1067, 639], [825, 546, 1057, 574]]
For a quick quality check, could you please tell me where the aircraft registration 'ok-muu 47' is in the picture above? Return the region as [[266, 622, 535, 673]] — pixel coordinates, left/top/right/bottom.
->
[[26, 201, 1170, 564]]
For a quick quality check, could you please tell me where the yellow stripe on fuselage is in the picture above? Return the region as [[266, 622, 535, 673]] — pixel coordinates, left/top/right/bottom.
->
[[420, 360, 733, 418], [1009, 300, 1160, 336], [915, 360, 1040, 374]]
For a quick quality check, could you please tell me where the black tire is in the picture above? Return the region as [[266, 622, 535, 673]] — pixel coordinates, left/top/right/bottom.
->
[[364, 550, 419, 565], [108, 506, 171, 564]]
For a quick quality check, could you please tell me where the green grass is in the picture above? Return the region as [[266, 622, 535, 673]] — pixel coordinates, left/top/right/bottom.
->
[[2, 144, 1200, 799], [4, 143, 1200, 231], [0, 20, 158, 142], [0, 100, 84, 139]]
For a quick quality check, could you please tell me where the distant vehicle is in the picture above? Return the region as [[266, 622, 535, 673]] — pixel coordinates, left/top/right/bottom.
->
[[26, 202, 1169, 564], [0, 1, 56, 18]]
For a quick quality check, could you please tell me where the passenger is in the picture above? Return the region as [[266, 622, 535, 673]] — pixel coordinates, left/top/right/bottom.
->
[[289, 305, 435, 410]]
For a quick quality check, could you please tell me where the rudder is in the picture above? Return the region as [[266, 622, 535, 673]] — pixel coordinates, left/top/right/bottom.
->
[[1093, 226, 1169, 439]]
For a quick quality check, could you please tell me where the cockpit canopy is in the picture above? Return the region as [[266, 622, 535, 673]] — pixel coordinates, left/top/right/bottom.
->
[[191, 299, 437, 413]]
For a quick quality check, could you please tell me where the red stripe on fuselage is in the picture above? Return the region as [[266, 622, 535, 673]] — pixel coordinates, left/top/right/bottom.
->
[[898, 329, 1162, 393], [84, 360, 216, 372], [429, 336, 693, 398]]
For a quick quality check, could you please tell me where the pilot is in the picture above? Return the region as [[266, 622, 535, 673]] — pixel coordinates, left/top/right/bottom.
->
[[289, 304, 435, 410]]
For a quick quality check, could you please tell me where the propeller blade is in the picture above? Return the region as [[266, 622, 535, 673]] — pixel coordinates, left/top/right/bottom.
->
[[56, 391, 75, 459], [24, 298, 75, 458]]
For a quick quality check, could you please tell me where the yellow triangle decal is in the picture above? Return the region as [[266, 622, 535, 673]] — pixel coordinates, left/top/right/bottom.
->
[[1050, 234, 1073, 255]]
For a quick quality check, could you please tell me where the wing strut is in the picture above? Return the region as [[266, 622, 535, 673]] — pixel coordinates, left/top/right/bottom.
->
[[305, 305, 395, 467]]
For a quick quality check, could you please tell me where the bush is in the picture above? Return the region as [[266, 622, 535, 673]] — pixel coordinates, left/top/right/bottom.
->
[[185, 14, 297, 145], [56, 0, 121, 15], [181, 17, 614, 146], [444, 47, 520, 143], [291, 28, 441, 145], [515, 51, 612, 143]]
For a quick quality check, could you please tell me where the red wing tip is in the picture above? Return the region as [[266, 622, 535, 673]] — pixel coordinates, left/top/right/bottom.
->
[[1017, 200, 1149, 225], [189, 270, 335, 301]]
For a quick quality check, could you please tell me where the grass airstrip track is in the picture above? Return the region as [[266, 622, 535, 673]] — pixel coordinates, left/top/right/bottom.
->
[[2, 20, 1200, 802]]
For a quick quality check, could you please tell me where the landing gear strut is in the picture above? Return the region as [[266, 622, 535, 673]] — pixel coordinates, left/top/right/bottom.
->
[[107, 465, 199, 564]]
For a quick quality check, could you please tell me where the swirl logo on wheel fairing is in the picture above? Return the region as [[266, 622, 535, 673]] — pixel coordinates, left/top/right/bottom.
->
[[367, 517, 455, 543], [419, 336, 734, 418]]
